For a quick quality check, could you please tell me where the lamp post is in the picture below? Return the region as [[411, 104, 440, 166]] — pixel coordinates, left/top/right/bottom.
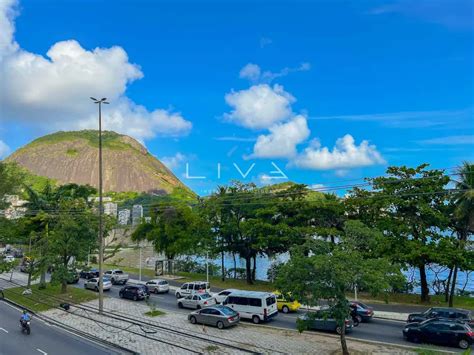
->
[[90, 97, 109, 314]]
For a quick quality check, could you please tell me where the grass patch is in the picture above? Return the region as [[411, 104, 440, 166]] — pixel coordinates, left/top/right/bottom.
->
[[4, 283, 98, 312], [144, 309, 166, 317], [66, 148, 78, 156], [204, 345, 219, 353], [356, 292, 474, 310]]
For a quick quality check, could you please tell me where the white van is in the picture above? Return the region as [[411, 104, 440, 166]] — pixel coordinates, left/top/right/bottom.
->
[[175, 281, 210, 298], [222, 290, 278, 324]]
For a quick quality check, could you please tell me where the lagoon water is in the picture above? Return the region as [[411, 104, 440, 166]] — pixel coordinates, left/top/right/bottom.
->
[[190, 253, 473, 294]]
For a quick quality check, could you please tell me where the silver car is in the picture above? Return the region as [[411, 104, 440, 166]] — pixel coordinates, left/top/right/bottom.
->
[[177, 293, 216, 309], [145, 279, 170, 294], [84, 277, 112, 291], [188, 305, 240, 329]]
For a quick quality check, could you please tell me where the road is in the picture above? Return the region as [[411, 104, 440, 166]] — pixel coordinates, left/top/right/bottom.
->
[[73, 278, 469, 353], [0, 300, 121, 355]]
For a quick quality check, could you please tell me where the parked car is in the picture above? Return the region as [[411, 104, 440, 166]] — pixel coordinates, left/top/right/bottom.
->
[[213, 289, 238, 304], [407, 307, 473, 326], [177, 293, 217, 310], [350, 301, 374, 322], [3, 255, 15, 263], [145, 279, 170, 294], [80, 268, 99, 279], [175, 281, 210, 298], [222, 290, 278, 324], [403, 319, 474, 349], [84, 277, 112, 291], [188, 305, 240, 329], [298, 310, 354, 335], [119, 285, 149, 301], [66, 270, 80, 284], [274, 291, 301, 313], [104, 269, 129, 285]]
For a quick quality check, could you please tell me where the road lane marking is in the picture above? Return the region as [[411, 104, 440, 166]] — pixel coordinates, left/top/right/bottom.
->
[[0, 327, 8, 333], [36, 349, 48, 355]]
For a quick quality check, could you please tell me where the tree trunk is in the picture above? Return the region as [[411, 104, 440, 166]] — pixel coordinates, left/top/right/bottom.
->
[[252, 255, 257, 281], [340, 323, 349, 355], [27, 268, 32, 288], [221, 250, 225, 282], [449, 265, 458, 307], [232, 253, 237, 279], [245, 256, 253, 285], [39, 271, 46, 290], [419, 263, 430, 302], [444, 266, 453, 302], [61, 279, 67, 294]]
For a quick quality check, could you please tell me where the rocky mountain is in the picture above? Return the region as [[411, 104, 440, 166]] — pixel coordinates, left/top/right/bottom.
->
[[6, 130, 193, 196]]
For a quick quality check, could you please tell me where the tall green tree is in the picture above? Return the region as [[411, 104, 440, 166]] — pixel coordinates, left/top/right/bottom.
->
[[346, 164, 450, 302]]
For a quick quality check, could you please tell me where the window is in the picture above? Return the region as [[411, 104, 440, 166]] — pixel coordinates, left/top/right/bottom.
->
[[266, 296, 276, 306], [147, 281, 155, 285], [210, 309, 221, 315], [115, 270, 123, 274], [200, 308, 213, 315], [235, 297, 249, 306], [219, 291, 230, 296], [186, 295, 193, 300], [456, 312, 468, 320], [219, 307, 235, 316], [201, 293, 212, 299], [193, 295, 199, 300], [181, 284, 188, 290], [450, 324, 465, 331], [249, 298, 262, 307], [105, 271, 111, 274], [159, 281, 168, 285]]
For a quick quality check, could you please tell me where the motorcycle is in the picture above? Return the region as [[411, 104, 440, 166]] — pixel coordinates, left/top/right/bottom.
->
[[350, 308, 362, 327], [20, 319, 31, 335]]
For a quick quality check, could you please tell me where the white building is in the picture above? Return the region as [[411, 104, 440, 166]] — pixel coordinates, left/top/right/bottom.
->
[[144, 216, 151, 224], [118, 209, 131, 225], [132, 205, 143, 225], [3, 195, 28, 220], [104, 202, 118, 217]]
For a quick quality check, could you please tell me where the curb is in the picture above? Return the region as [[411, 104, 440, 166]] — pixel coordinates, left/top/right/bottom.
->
[[240, 321, 457, 354], [1, 297, 137, 355]]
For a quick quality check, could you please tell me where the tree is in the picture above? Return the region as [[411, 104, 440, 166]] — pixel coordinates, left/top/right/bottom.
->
[[49, 199, 98, 293], [447, 162, 474, 306], [275, 238, 396, 355], [346, 164, 450, 302], [132, 202, 200, 274]]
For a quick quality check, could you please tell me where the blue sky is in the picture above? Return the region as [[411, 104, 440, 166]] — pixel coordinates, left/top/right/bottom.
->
[[0, 0, 473, 195]]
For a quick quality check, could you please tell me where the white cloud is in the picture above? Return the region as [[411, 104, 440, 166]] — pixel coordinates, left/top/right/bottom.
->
[[259, 37, 272, 48], [310, 183, 325, 190], [292, 134, 385, 170], [239, 63, 261, 82], [250, 115, 310, 159], [239, 62, 311, 83], [0, 140, 10, 158], [161, 152, 187, 170], [0, 1, 192, 141], [224, 84, 295, 130]]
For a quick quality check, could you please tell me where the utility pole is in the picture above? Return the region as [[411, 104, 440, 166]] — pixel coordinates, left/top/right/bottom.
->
[[91, 97, 109, 314]]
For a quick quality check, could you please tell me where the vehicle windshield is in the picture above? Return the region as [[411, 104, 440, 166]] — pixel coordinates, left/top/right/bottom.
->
[[115, 270, 123, 274], [201, 293, 212, 299], [422, 308, 434, 316], [266, 296, 276, 306], [219, 307, 236, 316], [356, 302, 369, 309]]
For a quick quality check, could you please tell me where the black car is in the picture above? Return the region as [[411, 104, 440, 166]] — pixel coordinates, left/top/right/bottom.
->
[[80, 268, 100, 279], [403, 319, 474, 349], [119, 285, 150, 301], [407, 307, 473, 326], [350, 301, 374, 322]]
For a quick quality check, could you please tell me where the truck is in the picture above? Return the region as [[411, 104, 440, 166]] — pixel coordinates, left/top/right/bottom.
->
[[104, 269, 129, 285]]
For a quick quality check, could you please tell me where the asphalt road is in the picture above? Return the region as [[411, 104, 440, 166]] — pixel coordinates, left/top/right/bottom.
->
[[73, 278, 470, 353], [0, 300, 120, 355]]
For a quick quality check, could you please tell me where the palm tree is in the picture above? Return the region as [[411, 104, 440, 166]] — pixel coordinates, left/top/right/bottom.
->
[[448, 162, 474, 306]]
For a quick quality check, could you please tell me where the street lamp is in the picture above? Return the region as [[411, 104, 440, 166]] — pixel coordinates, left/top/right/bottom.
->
[[90, 97, 109, 314]]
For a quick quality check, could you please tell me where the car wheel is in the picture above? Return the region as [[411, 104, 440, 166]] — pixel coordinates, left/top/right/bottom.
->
[[133, 295, 138, 301], [84, 284, 87, 289], [95, 286, 99, 292], [217, 321, 224, 329], [111, 278, 115, 285], [458, 339, 469, 350], [26, 327, 30, 335], [282, 306, 290, 314], [178, 302, 183, 309], [154, 288, 159, 294], [176, 293, 181, 298], [190, 316, 197, 324], [252, 315, 260, 324], [411, 336, 420, 344], [336, 326, 342, 335]]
